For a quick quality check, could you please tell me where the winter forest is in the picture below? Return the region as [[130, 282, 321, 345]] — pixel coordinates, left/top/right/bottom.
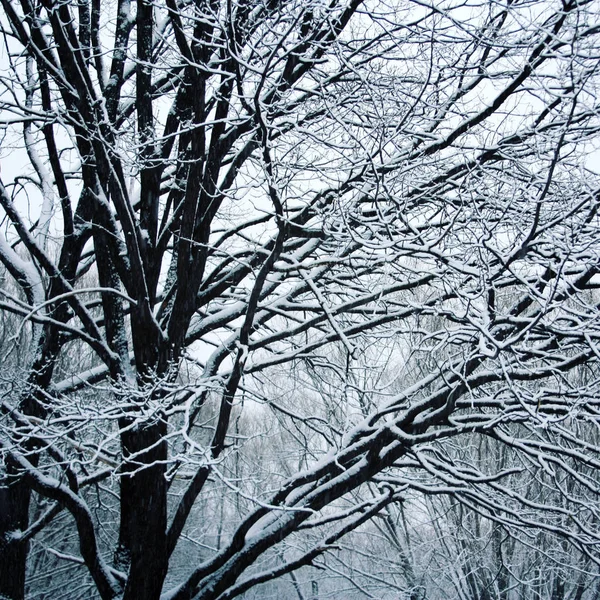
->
[[1, 0, 600, 598]]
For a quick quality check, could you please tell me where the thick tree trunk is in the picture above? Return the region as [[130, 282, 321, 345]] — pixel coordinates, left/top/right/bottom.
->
[[0, 390, 52, 600], [0, 472, 31, 600], [551, 574, 565, 600], [0, 236, 86, 598], [118, 419, 169, 600]]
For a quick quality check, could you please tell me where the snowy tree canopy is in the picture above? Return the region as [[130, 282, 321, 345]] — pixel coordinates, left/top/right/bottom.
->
[[1, 0, 600, 598]]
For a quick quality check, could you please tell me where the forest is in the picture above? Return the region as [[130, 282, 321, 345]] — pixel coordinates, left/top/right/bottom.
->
[[1, 0, 600, 598]]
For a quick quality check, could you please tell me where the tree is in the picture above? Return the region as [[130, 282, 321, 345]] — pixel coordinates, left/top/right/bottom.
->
[[1, 0, 600, 598]]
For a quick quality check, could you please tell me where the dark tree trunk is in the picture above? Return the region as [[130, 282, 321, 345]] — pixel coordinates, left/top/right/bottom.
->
[[551, 574, 565, 600], [0, 198, 92, 599], [0, 471, 31, 600], [0, 394, 49, 600], [118, 419, 169, 600]]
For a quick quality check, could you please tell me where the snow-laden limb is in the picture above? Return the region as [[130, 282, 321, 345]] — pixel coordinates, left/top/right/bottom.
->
[[0, 236, 44, 309]]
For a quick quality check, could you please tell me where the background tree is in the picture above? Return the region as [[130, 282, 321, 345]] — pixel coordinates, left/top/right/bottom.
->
[[1, 0, 600, 598]]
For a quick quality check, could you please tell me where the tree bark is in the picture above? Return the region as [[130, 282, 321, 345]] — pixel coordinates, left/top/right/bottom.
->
[[118, 419, 169, 600], [0, 471, 31, 600]]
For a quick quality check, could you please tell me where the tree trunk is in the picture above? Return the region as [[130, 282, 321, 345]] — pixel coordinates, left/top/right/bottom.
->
[[0, 471, 31, 600], [0, 390, 52, 599], [118, 419, 169, 600]]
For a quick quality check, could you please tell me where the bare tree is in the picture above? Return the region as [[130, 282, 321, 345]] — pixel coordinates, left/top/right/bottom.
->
[[1, 0, 600, 598]]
